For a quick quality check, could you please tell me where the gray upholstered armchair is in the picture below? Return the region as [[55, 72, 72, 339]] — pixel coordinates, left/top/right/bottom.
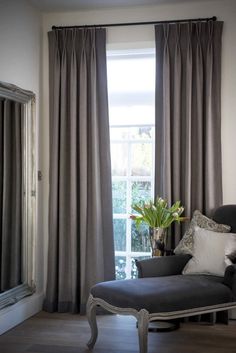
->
[[86, 205, 236, 353]]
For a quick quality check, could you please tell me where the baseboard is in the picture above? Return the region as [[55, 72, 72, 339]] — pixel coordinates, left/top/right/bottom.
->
[[0, 292, 44, 335]]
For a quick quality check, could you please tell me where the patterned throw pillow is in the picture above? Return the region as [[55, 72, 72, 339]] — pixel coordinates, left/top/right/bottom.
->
[[174, 210, 231, 255]]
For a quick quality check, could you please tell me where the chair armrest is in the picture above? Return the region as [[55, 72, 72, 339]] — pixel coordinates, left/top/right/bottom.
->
[[135, 254, 192, 278], [223, 264, 236, 298]]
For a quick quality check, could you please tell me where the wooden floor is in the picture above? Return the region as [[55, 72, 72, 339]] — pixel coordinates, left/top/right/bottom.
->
[[0, 312, 235, 353]]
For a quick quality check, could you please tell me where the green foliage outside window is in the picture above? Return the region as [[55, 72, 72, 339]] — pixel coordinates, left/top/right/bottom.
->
[[115, 256, 126, 280], [113, 219, 126, 251]]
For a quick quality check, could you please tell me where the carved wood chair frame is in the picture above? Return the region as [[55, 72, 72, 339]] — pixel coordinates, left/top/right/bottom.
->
[[86, 294, 236, 353]]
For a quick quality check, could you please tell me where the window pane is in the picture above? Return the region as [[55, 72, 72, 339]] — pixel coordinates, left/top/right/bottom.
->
[[107, 55, 155, 94], [131, 181, 151, 207], [115, 256, 126, 280], [112, 181, 126, 214], [113, 219, 126, 251], [131, 256, 151, 279], [131, 143, 152, 176], [130, 126, 153, 140], [110, 127, 129, 140], [109, 106, 155, 126], [131, 221, 151, 252], [111, 143, 128, 176]]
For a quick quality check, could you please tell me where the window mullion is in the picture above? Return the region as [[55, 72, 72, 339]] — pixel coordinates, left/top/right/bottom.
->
[[151, 127, 155, 200], [126, 128, 132, 278]]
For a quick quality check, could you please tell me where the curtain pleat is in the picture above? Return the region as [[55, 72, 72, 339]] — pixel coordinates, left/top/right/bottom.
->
[[184, 23, 193, 216], [155, 21, 223, 247], [163, 25, 171, 201], [173, 25, 181, 203], [44, 28, 115, 313]]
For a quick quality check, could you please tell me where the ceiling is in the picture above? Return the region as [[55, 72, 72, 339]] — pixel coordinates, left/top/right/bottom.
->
[[29, 0, 215, 12]]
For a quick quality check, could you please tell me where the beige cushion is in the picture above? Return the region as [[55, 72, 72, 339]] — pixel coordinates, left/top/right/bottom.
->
[[182, 228, 236, 277]]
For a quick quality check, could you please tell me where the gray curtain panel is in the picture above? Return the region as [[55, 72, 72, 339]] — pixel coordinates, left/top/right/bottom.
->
[[44, 28, 115, 313], [155, 21, 223, 247], [0, 98, 23, 292]]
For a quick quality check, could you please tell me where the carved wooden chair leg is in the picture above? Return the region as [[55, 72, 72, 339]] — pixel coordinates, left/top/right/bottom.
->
[[86, 294, 98, 350], [209, 312, 217, 325], [137, 309, 150, 353]]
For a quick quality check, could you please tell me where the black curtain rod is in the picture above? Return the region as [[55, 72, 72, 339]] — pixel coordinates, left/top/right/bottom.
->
[[52, 16, 217, 30]]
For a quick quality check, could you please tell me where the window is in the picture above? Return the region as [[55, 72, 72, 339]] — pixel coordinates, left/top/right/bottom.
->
[[107, 49, 155, 279]]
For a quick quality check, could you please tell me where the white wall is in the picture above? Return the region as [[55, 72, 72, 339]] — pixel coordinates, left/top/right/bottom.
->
[[0, 0, 41, 92], [0, 0, 43, 334]]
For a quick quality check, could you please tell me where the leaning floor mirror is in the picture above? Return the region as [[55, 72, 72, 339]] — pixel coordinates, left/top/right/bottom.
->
[[0, 81, 36, 310]]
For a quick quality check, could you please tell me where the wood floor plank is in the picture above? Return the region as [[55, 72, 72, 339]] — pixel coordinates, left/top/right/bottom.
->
[[0, 312, 235, 353]]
